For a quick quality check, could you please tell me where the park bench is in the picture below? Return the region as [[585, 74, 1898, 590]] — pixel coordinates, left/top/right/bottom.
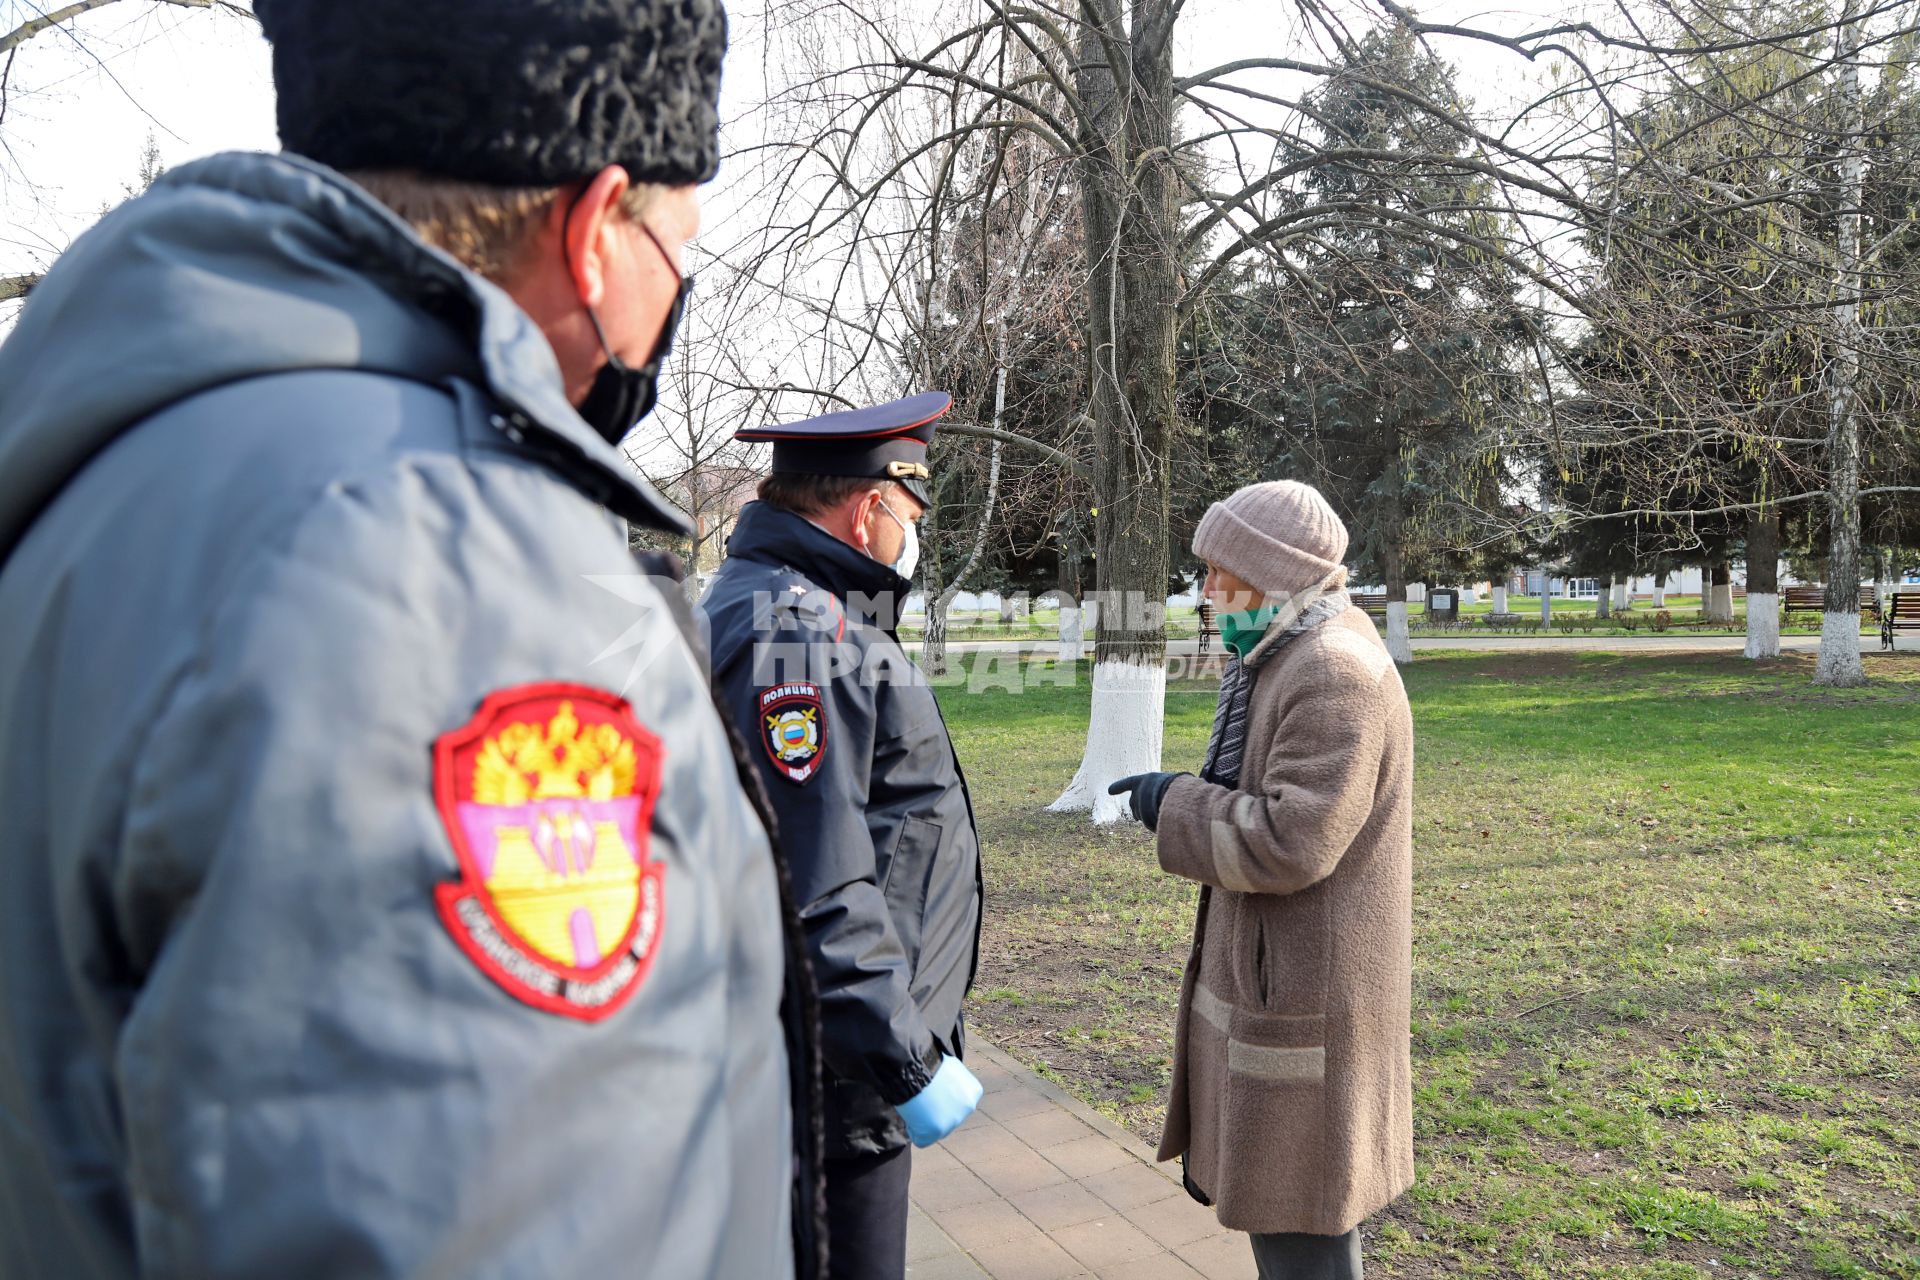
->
[[1350, 592, 1389, 617], [1884, 591, 1920, 650], [1782, 586, 1826, 620], [1196, 599, 1216, 653], [1783, 584, 1884, 623]]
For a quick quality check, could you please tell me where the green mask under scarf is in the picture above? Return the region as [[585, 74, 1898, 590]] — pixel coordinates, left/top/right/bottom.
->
[[1217, 603, 1279, 658]]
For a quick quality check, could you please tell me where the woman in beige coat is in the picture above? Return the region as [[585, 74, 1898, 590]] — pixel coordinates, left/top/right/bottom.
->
[[1109, 481, 1415, 1280]]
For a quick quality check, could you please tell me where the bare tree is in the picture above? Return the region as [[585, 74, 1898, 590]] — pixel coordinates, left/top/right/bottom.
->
[[2, 1, 256, 312], [707, 0, 1920, 809], [1816, 1, 1871, 685]]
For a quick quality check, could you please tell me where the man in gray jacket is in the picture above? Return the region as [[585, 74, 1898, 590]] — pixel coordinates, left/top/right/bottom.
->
[[0, 2, 820, 1277]]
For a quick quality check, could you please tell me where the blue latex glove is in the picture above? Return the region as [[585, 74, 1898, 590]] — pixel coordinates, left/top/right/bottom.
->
[[896, 1055, 984, 1148]]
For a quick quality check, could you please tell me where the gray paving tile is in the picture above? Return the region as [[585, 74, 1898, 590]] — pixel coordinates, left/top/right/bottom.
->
[[930, 1196, 1049, 1253], [1050, 1218, 1166, 1271], [970, 1235, 1091, 1280], [906, 1037, 1233, 1280], [906, 1253, 992, 1279], [1127, 1193, 1222, 1249], [1094, 1254, 1206, 1280], [913, 1165, 1000, 1213], [944, 1119, 1029, 1167], [1006, 1180, 1111, 1232], [1173, 1231, 1258, 1280], [909, 1206, 964, 1264], [1041, 1135, 1137, 1180], [1001, 1107, 1098, 1151], [979, 1085, 1056, 1122]]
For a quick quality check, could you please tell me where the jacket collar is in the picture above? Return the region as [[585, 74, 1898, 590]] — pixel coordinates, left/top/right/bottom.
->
[[1244, 594, 1349, 670], [177, 153, 689, 535], [727, 500, 911, 628]]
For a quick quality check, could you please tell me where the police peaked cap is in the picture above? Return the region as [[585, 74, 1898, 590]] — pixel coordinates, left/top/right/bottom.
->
[[737, 393, 953, 506], [256, 0, 728, 188]]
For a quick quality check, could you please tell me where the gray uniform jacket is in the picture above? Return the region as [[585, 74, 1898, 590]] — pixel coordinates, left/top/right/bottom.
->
[[0, 153, 812, 1279], [702, 502, 983, 1157]]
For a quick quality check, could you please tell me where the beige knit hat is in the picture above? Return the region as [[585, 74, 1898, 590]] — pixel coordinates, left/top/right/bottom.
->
[[1192, 480, 1350, 598]]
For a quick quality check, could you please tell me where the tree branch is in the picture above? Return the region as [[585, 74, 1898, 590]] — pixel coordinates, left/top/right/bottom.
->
[[942, 422, 1092, 478], [1, 0, 223, 56]]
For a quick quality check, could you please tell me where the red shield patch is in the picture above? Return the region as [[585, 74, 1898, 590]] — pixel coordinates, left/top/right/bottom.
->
[[760, 681, 827, 784], [433, 683, 666, 1022]]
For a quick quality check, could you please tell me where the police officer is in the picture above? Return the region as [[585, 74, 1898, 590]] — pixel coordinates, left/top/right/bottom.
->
[[0, 1, 822, 1277], [704, 395, 986, 1280]]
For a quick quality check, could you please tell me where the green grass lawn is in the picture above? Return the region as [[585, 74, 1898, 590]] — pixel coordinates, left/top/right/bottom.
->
[[939, 651, 1920, 1279], [898, 596, 1884, 641]]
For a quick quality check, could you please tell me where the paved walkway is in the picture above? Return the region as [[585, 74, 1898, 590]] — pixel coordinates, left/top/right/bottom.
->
[[907, 1042, 1254, 1280], [937, 633, 1912, 656]]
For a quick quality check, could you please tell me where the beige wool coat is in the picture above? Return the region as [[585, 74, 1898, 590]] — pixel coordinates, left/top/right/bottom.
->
[[1154, 605, 1415, 1235]]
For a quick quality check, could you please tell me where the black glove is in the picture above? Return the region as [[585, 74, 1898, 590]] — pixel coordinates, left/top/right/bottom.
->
[[1107, 771, 1187, 832]]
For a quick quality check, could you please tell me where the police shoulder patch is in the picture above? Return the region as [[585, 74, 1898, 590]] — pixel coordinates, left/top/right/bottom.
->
[[760, 681, 828, 784], [433, 683, 667, 1022]]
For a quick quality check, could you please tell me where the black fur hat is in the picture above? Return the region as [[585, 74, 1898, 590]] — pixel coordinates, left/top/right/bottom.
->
[[256, 0, 727, 187]]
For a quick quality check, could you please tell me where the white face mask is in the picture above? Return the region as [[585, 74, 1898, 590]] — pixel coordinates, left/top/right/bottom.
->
[[872, 495, 920, 581]]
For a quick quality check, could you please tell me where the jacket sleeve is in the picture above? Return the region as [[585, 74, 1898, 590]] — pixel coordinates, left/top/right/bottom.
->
[[1155, 636, 1394, 897], [109, 454, 792, 1279], [717, 612, 941, 1106]]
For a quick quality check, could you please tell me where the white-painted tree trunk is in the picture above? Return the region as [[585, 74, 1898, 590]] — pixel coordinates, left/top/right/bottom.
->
[[1540, 579, 1554, 627], [1612, 581, 1630, 611], [1491, 585, 1508, 614], [1057, 603, 1085, 661], [1652, 576, 1668, 608], [1818, 611, 1862, 676], [1385, 600, 1413, 665], [1047, 658, 1167, 824], [1815, 7, 1868, 688], [1745, 593, 1780, 659], [1708, 579, 1735, 622]]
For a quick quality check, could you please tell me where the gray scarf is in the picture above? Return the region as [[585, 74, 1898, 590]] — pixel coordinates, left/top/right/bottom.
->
[[1199, 596, 1348, 787]]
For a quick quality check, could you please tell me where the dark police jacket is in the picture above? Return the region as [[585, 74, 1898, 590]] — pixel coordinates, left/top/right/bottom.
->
[[704, 502, 983, 1156], [0, 153, 818, 1279]]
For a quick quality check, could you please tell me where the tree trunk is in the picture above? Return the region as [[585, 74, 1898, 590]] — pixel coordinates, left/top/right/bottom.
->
[[923, 437, 1003, 678], [1612, 580, 1630, 612], [920, 485, 950, 676], [1491, 583, 1508, 614], [1745, 509, 1782, 659], [1817, 6, 1868, 686], [924, 594, 950, 670], [1596, 576, 1612, 620], [1652, 572, 1668, 608], [1540, 577, 1554, 627], [1382, 543, 1413, 665], [1050, 0, 1178, 822], [1704, 561, 1735, 622], [1057, 595, 1085, 661], [1053, 538, 1083, 660]]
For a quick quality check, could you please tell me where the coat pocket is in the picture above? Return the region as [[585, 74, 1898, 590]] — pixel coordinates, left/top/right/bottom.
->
[[881, 815, 942, 968], [1208, 999, 1330, 1228], [1235, 888, 1331, 1017], [1227, 1005, 1327, 1086]]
